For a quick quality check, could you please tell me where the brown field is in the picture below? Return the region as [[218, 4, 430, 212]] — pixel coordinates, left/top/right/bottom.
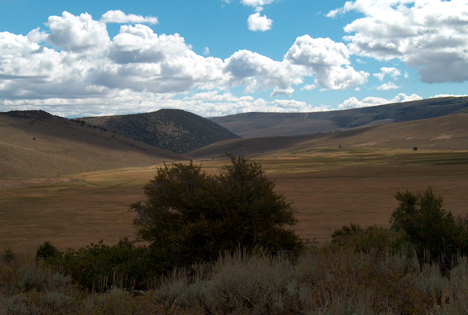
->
[[1, 147, 467, 254]]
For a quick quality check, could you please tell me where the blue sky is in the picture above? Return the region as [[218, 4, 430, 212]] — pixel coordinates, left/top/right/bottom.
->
[[0, 0, 467, 118]]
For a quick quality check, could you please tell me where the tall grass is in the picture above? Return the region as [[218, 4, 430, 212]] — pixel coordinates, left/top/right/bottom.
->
[[2, 246, 468, 314]]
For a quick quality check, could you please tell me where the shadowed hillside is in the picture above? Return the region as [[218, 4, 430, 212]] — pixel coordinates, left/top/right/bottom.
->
[[80, 109, 240, 154], [211, 96, 468, 138], [0, 110, 185, 178], [189, 113, 468, 158]]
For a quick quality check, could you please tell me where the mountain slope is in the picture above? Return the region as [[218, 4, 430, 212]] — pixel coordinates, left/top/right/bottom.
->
[[80, 109, 240, 154], [189, 113, 468, 159], [0, 110, 185, 178], [211, 96, 468, 138]]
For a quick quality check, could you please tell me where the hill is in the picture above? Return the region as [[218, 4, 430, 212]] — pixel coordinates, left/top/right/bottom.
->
[[80, 109, 240, 154], [188, 113, 468, 159], [211, 96, 468, 138], [0, 110, 185, 178]]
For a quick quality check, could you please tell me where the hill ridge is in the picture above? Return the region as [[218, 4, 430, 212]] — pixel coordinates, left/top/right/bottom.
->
[[0, 110, 185, 178], [211, 96, 468, 138], [189, 113, 468, 159], [80, 109, 240, 154]]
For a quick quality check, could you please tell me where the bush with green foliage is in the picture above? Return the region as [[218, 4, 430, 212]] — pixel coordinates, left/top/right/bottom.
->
[[390, 187, 468, 268], [331, 223, 401, 254], [36, 241, 60, 260], [44, 238, 154, 291], [131, 154, 303, 269]]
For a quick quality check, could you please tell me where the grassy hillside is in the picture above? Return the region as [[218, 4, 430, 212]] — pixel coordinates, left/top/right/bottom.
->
[[211, 96, 468, 138], [0, 110, 185, 178], [189, 113, 468, 159], [80, 109, 240, 154]]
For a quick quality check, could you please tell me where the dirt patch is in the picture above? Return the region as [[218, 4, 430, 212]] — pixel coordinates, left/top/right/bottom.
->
[[431, 134, 453, 140]]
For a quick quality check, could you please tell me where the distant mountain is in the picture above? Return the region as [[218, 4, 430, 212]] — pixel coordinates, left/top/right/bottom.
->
[[189, 113, 468, 159], [0, 110, 184, 178], [80, 109, 240, 154], [210, 96, 468, 138]]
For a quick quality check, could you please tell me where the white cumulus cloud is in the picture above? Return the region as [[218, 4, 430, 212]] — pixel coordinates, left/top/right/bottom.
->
[[224, 49, 305, 94], [46, 12, 110, 52], [0, 11, 371, 117], [338, 93, 422, 109], [247, 13, 273, 31], [373, 67, 401, 81], [377, 82, 399, 90], [285, 36, 369, 90], [242, 0, 275, 11], [100, 10, 158, 24], [330, 0, 468, 83]]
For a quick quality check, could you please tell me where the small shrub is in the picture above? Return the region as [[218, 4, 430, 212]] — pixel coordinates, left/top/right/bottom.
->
[[51, 238, 154, 291], [0, 294, 41, 315], [331, 223, 399, 254], [47, 272, 72, 290], [2, 248, 16, 263], [40, 292, 74, 312], [18, 264, 47, 292], [36, 241, 60, 261]]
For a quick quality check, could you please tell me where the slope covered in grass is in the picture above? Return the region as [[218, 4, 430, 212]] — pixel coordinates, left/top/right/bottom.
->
[[80, 109, 240, 154]]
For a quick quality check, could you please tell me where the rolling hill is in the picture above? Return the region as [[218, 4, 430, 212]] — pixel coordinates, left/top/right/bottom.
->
[[0, 110, 185, 178], [210, 96, 468, 138], [79, 109, 240, 154], [188, 113, 468, 159]]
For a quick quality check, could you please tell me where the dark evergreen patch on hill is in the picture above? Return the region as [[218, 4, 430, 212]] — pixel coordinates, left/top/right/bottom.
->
[[80, 109, 240, 154]]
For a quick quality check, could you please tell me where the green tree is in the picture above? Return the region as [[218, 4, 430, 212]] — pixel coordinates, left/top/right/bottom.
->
[[131, 154, 303, 268], [390, 187, 467, 267]]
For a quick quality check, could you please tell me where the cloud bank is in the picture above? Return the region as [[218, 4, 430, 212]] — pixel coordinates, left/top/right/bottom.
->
[[0, 10, 368, 116], [329, 0, 468, 83], [2, 1, 467, 118]]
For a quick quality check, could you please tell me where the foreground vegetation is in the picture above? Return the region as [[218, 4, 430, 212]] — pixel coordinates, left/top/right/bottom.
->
[[2, 156, 468, 314], [3, 242, 468, 314], [3, 188, 468, 314]]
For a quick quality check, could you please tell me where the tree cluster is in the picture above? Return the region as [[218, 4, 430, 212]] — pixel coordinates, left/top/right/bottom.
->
[[131, 154, 303, 268], [390, 187, 468, 268]]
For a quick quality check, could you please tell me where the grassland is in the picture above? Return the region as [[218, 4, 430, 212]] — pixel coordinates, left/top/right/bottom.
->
[[2, 147, 467, 254]]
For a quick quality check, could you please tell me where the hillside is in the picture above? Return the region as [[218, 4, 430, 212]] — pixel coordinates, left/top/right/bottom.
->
[[188, 113, 468, 159], [0, 110, 185, 178], [211, 96, 468, 138], [80, 109, 240, 154]]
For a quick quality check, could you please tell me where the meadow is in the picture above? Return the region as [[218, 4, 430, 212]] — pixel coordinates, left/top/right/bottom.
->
[[1, 147, 467, 253], [2, 146, 468, 314]]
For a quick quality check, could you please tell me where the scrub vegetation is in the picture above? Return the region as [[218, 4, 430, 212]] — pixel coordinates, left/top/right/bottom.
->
[[2, 157, 468, 314]]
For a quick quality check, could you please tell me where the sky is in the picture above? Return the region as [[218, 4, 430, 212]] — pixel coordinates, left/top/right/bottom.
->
[[0, 0, 467, 118]]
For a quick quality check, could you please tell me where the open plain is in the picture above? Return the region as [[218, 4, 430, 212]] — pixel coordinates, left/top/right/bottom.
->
[[1, 146, 467, 254], [1, 111, 468, 254]]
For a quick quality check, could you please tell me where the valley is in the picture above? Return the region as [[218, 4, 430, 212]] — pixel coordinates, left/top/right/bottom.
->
[[1, 100, 467, 254], [1, 147, 467, 253]]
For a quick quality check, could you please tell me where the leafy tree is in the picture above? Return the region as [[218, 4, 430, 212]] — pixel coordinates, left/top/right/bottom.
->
[[131, 154, 303, 268], [390, 187, 468, 267]]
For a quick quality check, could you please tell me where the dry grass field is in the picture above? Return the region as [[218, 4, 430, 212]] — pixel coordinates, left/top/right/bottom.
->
[[1, 111, 467, 254], [1, 147, 467, 254]]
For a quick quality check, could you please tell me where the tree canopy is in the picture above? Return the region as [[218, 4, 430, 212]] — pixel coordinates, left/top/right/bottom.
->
[[131, 154, 303, 267], [390, 187, 468, 268]]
